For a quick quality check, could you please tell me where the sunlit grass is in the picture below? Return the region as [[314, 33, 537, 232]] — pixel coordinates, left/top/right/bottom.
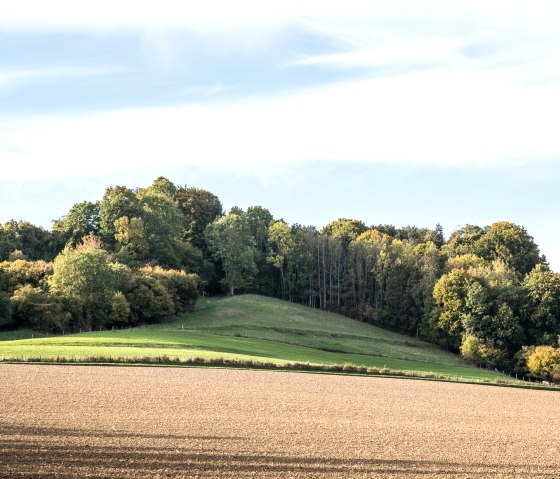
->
[[0, 294, 507, 380]]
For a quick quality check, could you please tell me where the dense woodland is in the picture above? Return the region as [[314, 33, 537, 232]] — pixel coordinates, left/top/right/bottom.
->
[[1, 177, 559, 381]]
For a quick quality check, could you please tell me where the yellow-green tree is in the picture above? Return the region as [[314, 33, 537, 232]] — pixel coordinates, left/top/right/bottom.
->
[[49, 237, 122, 329], [526, 346, 560, 379]]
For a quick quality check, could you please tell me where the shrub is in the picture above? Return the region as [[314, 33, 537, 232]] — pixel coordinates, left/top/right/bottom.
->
[[10, 285, 69, 331], [109, 292, 131, 326], [126, 267, 199, 324], [126, 275, 175, 324], [460, 334, 504, 368]]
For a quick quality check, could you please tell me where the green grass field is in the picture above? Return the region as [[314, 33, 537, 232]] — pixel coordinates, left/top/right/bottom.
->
[[0, 294, 511, 381]]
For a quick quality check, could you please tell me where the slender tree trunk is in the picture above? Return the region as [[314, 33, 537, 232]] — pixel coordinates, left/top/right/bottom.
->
[[317, 239, 322, 309], [322, 240, 327, 309]]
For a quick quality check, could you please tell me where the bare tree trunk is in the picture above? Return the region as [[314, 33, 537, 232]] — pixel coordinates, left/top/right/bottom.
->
[[322, 239, 327, 309]]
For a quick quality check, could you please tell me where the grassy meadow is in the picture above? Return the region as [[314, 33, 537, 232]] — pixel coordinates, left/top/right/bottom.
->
[[0, 294, 513, 382]]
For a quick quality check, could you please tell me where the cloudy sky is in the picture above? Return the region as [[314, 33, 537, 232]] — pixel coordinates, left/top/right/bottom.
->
[[1, 1, 560, 268]]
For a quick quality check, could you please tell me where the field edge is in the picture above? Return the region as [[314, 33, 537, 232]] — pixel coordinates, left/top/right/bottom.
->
[[1, 355, 557, 391]]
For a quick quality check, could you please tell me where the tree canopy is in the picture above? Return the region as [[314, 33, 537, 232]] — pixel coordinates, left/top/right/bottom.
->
[[1, 176, 558, 381]]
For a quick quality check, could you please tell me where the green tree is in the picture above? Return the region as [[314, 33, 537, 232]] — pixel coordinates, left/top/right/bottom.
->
[[444, 225, 487, 258], [433, 257, 524, 366], [0, 259, 53, 294], [137, 178, 184, 267], [138, 266, 199, 311], [475, 221, 543, 276], [175, 187, 223, 253], [347, 230, 391, 320], [321, 219, 367, 249], [246, 206, 274, 293], [0, 220, 55, 261], [432, 268, 473, 350], [205, 214, 257, 295], [460, 334, 504, 367], [285, 225, 311, 303], [148, 176, 178, 198], [49, 237, 122, 330], [113, 216, 149, 264], [109, 291, 131, 326], [10, 285, 69, 331], [53, 201, 101, 247], [126, 269, 176, 323], [522, 265, 560, 345], [382, 239, 423, 334], [99, 185, 143, 247], [267, 221, 293, 298]]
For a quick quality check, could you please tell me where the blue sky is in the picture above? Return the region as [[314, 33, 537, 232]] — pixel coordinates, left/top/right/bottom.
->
[[1, 1, 560, 269]]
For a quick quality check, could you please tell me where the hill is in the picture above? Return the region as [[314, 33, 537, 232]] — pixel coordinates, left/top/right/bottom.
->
[[0, 294, 513, 382]]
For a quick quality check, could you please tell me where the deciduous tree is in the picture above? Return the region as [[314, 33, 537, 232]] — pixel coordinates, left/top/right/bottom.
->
[[205, 214, 256, 295]]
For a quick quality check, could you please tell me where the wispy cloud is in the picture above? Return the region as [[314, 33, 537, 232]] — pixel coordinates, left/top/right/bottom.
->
[[1, 64, 559, 181], [2, 1, 560, 178], [0, 66, 123, 90], [182, 84, 233, 98]]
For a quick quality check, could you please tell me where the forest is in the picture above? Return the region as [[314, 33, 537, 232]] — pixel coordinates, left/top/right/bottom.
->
[[1, 176, 559, 381]]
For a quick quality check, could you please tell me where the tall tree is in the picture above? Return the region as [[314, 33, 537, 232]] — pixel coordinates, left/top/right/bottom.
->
[[99, 185, 143, 247], [522, 265, 560, 345], [137, 178, 184, 267], [321, 219, 367, 249], [175, 187, 223, 253], [267, 221, 293, 298], [205, 214, 256, 295], [246, 206, 274, 293]]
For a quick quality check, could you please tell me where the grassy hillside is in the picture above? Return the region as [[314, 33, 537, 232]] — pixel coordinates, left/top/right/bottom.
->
[[0, 295, 507, 380]]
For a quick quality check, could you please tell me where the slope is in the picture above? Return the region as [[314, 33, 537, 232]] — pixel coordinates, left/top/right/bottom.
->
[[0, 294, 506, 380]]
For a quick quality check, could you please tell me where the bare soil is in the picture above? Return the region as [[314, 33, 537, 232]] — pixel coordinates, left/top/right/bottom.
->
[[1, 364, 559, 478]]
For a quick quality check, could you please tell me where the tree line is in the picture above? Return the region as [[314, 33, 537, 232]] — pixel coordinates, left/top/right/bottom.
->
[[1, 177, 559, 381]]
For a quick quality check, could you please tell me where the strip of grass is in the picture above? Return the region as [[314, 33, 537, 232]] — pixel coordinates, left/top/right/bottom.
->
[[0, 294, 514, 381], [0, 329, 47, 341]]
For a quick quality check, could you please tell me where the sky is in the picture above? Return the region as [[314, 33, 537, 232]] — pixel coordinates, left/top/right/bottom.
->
[[1, 1, 560, 269]]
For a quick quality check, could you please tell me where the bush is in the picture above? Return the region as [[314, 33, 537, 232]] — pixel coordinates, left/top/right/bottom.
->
[[126, 276, 175, 324], [126, 267, 199, 324], [460, 334, 504, 368], [10, 285, 70, 332], [109, 292, 131, 326]]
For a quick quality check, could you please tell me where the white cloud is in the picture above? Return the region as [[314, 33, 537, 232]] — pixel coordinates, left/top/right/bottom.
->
[[1, 61, 559, 181], [2, 1, 560, 39], [0, 66, 123, 90], [5, 2, 560, 91], [0, 1, 301, 32], [2, 1, 560, 179]]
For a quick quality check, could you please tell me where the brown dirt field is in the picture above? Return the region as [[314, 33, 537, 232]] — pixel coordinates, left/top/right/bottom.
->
[[1, 365, 559, 479]]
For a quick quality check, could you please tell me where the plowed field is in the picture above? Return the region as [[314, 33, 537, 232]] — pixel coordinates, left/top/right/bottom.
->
[[1, 365, 559, 478]]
